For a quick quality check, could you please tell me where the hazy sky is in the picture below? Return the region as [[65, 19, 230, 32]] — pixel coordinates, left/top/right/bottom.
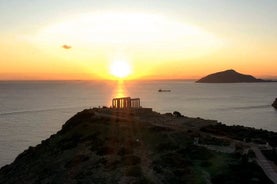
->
[[1, 0, 277, 80]]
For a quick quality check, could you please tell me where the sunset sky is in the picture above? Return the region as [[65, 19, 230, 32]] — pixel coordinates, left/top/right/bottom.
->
[[0, 0, 277, 80]]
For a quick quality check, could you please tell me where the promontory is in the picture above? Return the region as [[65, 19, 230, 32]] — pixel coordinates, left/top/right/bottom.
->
[[0, 107, 276, 184]]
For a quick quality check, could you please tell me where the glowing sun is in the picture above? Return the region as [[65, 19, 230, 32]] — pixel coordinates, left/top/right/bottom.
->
[[109, 60, 132, 78]]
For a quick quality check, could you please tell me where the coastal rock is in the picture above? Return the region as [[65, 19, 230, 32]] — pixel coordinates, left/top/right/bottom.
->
[[196, 69, 267, 83], [0, 108, 275, 184], [272, 98, 277, 109]]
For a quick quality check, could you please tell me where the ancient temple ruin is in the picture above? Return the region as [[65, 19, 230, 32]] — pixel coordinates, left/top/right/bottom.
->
[[112, 97, 140, 109]]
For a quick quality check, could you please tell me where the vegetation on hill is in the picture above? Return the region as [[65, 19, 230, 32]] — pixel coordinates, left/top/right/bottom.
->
[[201, 123, 277, 147]]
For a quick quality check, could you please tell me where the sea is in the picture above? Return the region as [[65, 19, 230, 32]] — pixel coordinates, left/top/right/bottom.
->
[[0, 80, 276, 167]]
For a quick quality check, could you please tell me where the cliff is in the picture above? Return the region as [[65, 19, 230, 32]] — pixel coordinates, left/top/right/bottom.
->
[[0, 108, 274, 184], [196, 69, 267, 83]]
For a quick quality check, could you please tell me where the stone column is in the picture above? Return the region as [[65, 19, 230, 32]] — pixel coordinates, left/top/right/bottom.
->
[[127, 98, 131, 108], [117, 99, 120, 108]]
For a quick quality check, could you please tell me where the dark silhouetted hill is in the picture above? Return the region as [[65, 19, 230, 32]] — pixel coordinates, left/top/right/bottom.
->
[[0, 108, 274, 184], [196, 69, 269, 83]]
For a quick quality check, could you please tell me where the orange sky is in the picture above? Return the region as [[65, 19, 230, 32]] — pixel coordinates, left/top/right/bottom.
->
[[1, 1, 277, 80]]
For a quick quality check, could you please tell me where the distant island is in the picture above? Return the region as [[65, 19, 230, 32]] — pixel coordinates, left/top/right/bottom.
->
[[196, 69, 272, 83], [0, 107, 276, 183]]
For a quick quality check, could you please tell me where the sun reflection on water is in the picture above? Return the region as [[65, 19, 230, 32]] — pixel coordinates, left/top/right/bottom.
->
[[114, 80, 127, 98], [107, 80, 129, 107]]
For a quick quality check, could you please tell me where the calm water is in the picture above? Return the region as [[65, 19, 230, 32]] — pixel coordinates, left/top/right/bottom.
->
[[0, 80, 277, 167]]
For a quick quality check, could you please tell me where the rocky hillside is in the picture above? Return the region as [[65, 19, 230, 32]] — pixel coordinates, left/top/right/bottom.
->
[[196, 69, 267, 83], [0, 109, 274, 184]]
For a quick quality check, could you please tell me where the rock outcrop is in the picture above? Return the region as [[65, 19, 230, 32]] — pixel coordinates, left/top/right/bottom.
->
[[272, 98, 277, 109], [196, 69, 268, 83]]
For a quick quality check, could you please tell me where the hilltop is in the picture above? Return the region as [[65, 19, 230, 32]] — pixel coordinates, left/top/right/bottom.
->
[[196, 69, 269, 83], [0, 108, 276, 184]]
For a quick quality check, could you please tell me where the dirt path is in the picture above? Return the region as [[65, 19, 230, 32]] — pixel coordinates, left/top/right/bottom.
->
[[252, 146, 277, 184]]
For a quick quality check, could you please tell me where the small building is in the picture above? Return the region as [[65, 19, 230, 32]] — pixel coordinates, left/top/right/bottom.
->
[[112, 97, 140, 109]]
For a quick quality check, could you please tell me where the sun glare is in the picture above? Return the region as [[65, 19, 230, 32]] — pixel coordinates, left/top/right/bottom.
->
[[34, 12, 222, 57], [30, 12, 223, 79], [109, 60, 131, 79]]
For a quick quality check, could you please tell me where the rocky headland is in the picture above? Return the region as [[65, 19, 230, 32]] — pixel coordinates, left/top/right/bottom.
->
[[196, 69, 271, 83], [272, 98, 277, 109], [0, 108, 276, 184]]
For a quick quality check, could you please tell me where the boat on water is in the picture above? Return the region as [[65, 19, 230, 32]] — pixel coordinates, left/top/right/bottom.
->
[[158, 89, 171, 92]]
